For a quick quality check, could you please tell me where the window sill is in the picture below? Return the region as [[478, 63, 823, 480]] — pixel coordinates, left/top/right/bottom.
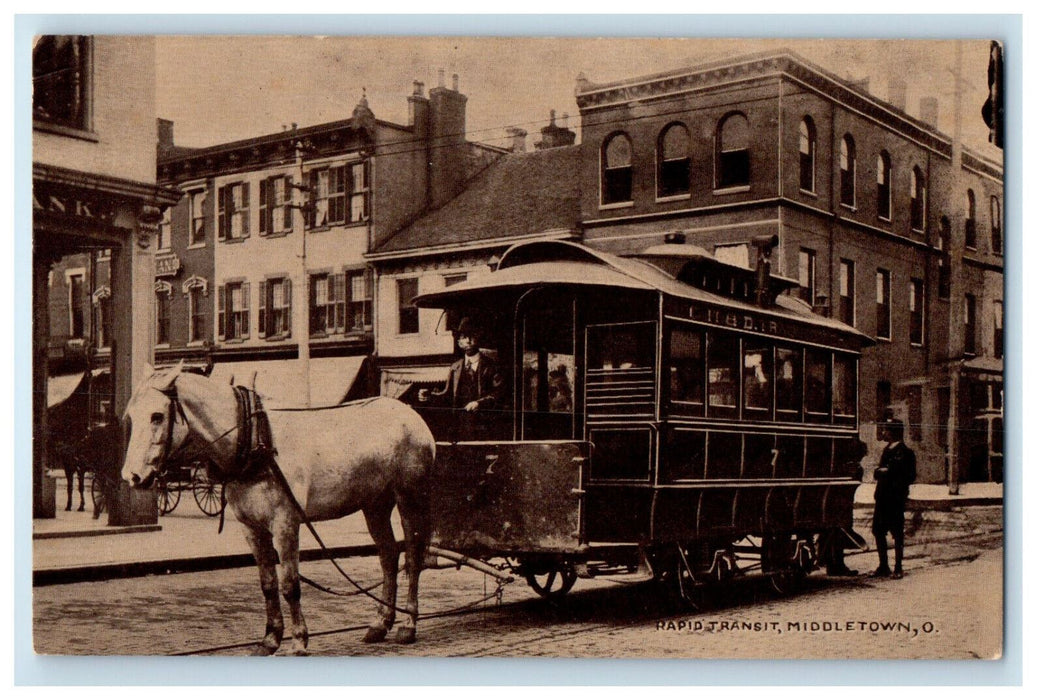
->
[[308, 220, 369, 233], [187, 242, 207, 250], [155, 343, 171, 350], [598, 201, 634, 211], [219, 237, 249, 244], [840, 202, 856, 212], [877, 215, 892, 224], [156, 247, 173, 254], [222, 338, 246, 344], [799, 188, 817, 198], [910, 342, 924, 349], [876, 336, 892, 343], [34, 119, 99, 142], [655, 193, 690, 203], [264, 334, 291, 342], [187, 340, 206, 348], [261, 230, 293, 239], [713, 185, 751, 196]]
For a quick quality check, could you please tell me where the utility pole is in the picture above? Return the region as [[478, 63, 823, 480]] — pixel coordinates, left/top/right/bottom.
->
[[946, 42, 966, 495], [293, 140, 312, 408]]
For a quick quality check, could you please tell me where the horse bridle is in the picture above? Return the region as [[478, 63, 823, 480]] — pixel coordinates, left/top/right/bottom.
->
[[154, 384, 189, 471]]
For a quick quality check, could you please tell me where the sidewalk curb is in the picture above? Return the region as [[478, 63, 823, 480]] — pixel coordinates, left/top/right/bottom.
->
[[855, 497, 1003, 511], [33, 542, 378, 587], [33, 524, 163, 540]]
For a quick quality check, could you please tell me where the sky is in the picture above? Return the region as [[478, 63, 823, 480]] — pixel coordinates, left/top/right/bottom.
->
[[155, 36, 1002, 159]]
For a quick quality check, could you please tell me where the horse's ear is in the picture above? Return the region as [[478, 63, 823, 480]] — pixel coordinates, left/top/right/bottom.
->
[[154, 361, 183, 392]]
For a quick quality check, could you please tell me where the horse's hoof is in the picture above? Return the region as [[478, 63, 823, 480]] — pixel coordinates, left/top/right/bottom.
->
[[251, 644, 277, 656], [65, 505, 71, 512], [394, 627, 417, 645], [77, 504, 85, 512], [362, 626, 388, 644], [289, 647, 309, 656]]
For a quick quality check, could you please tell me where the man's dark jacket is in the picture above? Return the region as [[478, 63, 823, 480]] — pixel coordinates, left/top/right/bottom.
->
[[432, 351, 503, 409], [874, 441, 917, 506]]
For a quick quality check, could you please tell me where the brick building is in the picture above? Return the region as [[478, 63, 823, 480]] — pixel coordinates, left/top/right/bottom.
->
[[155, 74, 504, 405], [573, 50, 1003, 484]]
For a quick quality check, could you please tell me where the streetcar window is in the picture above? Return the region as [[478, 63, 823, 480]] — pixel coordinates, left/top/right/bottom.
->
[[588, 324, 655, 370], [668, 327, 705, 409], [742, 344, 772, 414], [804, 349, 830, 418], [832, 354, 857, 423], [775, 347, 802, 415], [707, 333, 739, 415]]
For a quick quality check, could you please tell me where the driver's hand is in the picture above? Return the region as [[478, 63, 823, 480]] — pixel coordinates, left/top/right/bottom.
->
[[464, 401, 480, 411]]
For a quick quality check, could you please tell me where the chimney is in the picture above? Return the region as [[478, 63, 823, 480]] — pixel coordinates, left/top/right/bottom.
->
[[506, 127, 527, 153], [919, 97, 939, 128], [534, 109, 577, 150], [157, 118, 175, 154], [428, 71, 468, 209], [408, 80, 429, 130], [887, 77, 907, 112]]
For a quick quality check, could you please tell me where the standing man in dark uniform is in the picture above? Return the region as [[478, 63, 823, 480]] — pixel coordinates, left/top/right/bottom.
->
[[426, 317, 504, 439], [872, 418, 917, 579]]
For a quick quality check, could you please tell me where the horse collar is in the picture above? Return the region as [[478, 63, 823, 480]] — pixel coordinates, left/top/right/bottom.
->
[[229, 386, 275, 481]]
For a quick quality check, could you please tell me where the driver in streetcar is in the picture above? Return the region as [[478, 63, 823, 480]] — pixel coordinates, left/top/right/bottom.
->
[[422, 317, 505, 438]]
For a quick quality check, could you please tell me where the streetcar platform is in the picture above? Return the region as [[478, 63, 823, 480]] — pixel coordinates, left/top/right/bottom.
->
[[30, 478, 1001, 586]]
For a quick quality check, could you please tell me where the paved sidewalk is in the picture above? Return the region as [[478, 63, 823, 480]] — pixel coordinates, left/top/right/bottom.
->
[[32, 478, 1001, 586]]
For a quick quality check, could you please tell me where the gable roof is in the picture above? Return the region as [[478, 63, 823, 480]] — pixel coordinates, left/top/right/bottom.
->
[[372, 144, 581, 257]]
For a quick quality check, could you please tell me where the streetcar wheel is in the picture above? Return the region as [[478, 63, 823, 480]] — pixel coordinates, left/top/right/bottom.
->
[[156, 477, 181, 515], [524, 566, 578, 599], [192, 469, 223, 517], [762, 535, 805, 596], [90, 474, 107, 514]]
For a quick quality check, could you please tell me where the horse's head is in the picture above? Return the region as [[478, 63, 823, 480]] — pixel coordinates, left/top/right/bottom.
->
[[121, 361, 190, 489]]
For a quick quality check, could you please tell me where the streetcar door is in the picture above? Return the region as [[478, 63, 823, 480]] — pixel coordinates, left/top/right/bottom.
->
[[518, 289, 579, 441]]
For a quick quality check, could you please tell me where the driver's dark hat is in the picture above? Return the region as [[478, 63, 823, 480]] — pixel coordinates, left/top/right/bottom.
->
[[455, 317, 480, 337]]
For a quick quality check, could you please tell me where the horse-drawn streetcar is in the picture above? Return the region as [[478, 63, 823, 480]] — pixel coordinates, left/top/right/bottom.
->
[[412, 236, 872, 603]]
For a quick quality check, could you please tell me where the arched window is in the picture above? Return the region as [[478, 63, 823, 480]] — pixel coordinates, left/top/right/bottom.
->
[[799, 116, 816, 192], [965, 189, 977, 249], [602, 133, 633, 204], [990, 195, 1002, 253], [716, 113, 750, 189], [910, 166, 926, 232], [658, 123, 691, 197], [877, 151, 892, 220], [839, 134, 856, 207]]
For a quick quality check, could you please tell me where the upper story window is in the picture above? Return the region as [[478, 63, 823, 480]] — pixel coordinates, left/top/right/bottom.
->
[[155, 281, 172, 346], [964, 294, 978, 355], [799, 116, 816, 193], [877, 151, 892, 220], [909, 278, 924, 346], [910, 166, 926, 232], [156, 206, 172, 251], [67, 270, 85, 339], [217, 282, 250, 341], [658, 123, 691, 198], [309, 163, 369, 227], [347, 269, 373, 333], [839, 134, 856, 208], [876, 269, 891, 340], [993, 301, 1003, 359], [258, 277, 292, 339], [990, 195, 1002, 253], [965, 189, 977, 249], [937, 217, 952, 299], [601, 133, 633, 205], [798, 248, 817, 306], [32, 35, 90, 131], [217, 182, 250, 241], [185, 280, 208, 344], [93, 287, 112, 349], [310, 273, 345, 336], [839, 259, 855, 326], [397, 277, 420, 335], [188, 190, 206, 246], [716, 113, 750, 189], [260, 175, 293, 236]]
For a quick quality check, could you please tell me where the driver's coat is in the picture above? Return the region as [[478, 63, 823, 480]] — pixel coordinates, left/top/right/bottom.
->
[[227, 397, 434, 526]]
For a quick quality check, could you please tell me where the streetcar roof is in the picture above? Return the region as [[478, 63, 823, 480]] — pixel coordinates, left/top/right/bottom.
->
[[413, 240, 873, 344]]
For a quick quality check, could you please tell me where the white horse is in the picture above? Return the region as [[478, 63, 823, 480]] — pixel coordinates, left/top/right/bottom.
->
[[121, 362, 435, 655]]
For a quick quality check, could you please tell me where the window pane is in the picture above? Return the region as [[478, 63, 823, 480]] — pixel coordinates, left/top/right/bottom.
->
[[805, 349, 829, 415], [775, 347, 802, 413], [707, 333, 739, 411], [720, 114, 749, 151], [669, 327, 704, 406], [743, 345, 772, 412], [605, 135, 632, 168], [833, 355, 857, 419], [661, 124, 689, 160]]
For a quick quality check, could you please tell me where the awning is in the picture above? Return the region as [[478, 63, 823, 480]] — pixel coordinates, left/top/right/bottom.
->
[[47, 372, 88, 409], [380, 366, 450, 399], [209, 356, 367, 408]]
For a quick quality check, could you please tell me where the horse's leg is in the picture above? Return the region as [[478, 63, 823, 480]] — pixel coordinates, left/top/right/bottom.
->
[[272, 517, 308, 655], [63, 464, 73, 511], [362, 498, 399, 643], [243, 526, 284, 655], [394, 488, 431, 645], [76, 466, 86, 511]]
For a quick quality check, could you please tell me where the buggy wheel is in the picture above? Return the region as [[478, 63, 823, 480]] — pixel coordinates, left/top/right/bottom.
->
[[523, 564, 577, 599], [762, 534, 806, 596], [156, 477, 180, 515], [192, 467, 223, 517], [90, 474, 107, 514]]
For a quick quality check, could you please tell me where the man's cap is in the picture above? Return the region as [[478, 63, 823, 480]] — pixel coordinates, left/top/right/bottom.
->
[[455, 317, 480, 337]]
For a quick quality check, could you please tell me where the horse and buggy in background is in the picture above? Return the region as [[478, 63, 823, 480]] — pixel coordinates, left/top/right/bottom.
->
[[120, 236, 871, 654]]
